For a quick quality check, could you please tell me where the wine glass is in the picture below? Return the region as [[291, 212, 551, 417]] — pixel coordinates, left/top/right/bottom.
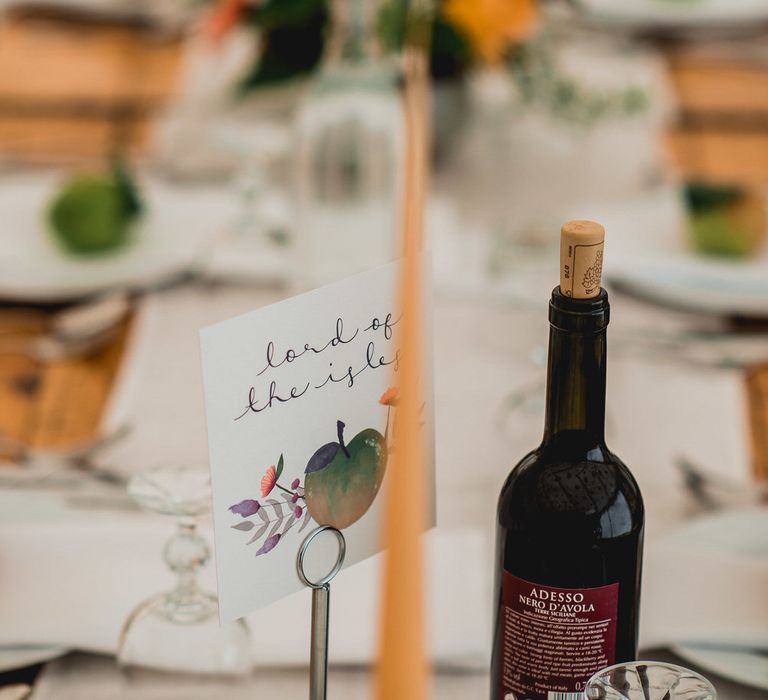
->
[[586, 661, 716, 700], [117, 465, 251, 696]]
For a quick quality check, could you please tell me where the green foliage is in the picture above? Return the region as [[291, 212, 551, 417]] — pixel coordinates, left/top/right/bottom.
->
[[508, 36, 648, 127], [430, 15, 472, 80], [376, 0, 408, 52], [239, 0, 328, 91], [112, 156, 143, 219], [375, 0, 474, 79], [684, 183, 743, 213], [247, 0, 326, 29], [238, 0, 474, 91]]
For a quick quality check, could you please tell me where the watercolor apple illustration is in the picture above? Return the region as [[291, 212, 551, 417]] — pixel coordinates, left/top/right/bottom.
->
[[303, 420, 387, 529]]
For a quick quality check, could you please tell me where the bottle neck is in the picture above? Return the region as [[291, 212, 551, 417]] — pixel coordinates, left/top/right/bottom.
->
[[542, 288, 609, 449]]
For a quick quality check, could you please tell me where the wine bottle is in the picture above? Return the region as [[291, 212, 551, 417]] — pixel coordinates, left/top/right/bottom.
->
[[491, 220, 644, 700]]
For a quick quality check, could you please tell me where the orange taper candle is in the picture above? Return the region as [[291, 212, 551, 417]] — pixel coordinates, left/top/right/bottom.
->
[[373, 9, 432, 700]]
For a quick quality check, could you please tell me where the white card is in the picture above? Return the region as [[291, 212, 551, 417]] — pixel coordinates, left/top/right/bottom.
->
[[200, 262, 434, 622]]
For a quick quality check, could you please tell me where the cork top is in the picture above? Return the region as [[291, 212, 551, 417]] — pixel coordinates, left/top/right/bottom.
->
[[559, 220, 605, 299]]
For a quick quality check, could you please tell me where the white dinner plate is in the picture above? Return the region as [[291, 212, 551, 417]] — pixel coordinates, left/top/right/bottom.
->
[[0, 173, 238, 303], [0, 645, 68, 673], [589, 188, 768, 317], [572, 0, 768, 32], [672, 646, 768, 691], [666, 509, 768, 690], [608, 254, 768, 316]]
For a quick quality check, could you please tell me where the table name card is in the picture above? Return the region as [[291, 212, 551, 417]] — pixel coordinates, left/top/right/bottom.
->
[[200, 262, 434, 622]]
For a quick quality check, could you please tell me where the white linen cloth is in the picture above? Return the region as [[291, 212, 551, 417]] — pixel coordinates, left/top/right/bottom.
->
[[0, 284, 761, 665], [0, 499, 489, 667], [642, 540, 768, 651]]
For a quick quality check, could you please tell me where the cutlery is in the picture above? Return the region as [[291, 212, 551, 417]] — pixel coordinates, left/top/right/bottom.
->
[[0, 423, 131, 466], [676, 456, 768, 510], [0, 293, 131, 361], [0, 425, 132, 488]]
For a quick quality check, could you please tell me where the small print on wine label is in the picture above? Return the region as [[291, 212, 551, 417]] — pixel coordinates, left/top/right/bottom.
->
[[496, 571, 618, 700]]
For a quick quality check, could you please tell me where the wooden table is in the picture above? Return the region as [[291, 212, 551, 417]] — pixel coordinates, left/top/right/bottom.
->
[[0, 308, 132, 458], [0, 7, 184, 164]]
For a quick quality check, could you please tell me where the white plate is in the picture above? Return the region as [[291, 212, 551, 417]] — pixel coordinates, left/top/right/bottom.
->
[[666, 509, 768, 690], [573, 0, 768, 31], [672, 646, 768, 691], [591, 188, 768, 317], [0, 645, 67, 673], [0, 173, 238, 303], [609, 255, 768, 316]]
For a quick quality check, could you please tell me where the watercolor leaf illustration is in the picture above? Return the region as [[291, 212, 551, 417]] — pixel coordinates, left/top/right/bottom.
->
[[276, 453, 284, 480]]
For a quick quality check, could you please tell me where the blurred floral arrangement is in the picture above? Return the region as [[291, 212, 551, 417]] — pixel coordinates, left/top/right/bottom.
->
[[207, 0, 646, 125], [208, 0, 535, 86]]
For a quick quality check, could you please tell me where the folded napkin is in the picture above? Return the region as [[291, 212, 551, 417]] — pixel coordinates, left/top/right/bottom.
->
[[0, 491, 490, 669], [640, 509, 768, 651]]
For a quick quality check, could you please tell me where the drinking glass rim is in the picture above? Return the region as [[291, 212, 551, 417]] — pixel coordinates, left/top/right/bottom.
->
[[586, 660, 716, 699]]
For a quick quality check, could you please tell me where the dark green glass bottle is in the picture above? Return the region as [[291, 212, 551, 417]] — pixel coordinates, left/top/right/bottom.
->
[[490, 280, 644, 700]]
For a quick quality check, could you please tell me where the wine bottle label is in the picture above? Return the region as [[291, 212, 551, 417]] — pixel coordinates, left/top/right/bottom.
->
[[495, 571, 618, 700]]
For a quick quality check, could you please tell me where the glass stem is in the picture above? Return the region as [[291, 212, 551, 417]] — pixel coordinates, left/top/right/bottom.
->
[[165, 518, 208, 603]]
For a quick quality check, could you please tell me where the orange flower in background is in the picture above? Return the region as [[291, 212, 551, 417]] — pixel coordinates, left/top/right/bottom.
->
[[260, 465, 277, 497], [443, 0, 538, 64], [379, 387, 399, 406], [206, 0, 248, 45]]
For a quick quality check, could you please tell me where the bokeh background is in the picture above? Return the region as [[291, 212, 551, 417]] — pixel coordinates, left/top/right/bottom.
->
[[0, 0, 767, 697]]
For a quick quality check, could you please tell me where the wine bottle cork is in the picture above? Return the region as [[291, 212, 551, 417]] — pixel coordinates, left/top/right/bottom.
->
[[559, 220, 605, 299]]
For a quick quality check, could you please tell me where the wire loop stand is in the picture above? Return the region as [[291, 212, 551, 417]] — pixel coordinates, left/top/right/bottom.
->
[[296, 525, 346, 700]]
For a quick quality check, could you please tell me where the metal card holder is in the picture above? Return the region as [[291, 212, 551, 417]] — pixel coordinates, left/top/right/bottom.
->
[[296, 525, 347, 700]]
